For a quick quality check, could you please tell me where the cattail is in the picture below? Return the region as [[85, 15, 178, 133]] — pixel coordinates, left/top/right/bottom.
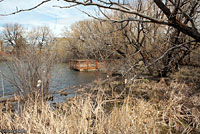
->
[[37, 80, 42, 88]]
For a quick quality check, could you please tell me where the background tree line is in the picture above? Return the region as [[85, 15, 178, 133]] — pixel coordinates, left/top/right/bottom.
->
[[0, 23, 54, 56]]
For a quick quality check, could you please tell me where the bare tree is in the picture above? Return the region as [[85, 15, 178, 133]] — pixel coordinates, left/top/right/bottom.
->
[[27, 26, 54, 51], [2, 23, 26, 55], [64, 18, 129, 60]]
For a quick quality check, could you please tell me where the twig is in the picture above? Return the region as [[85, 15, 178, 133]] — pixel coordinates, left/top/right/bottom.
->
[[59, 0, 170, 25], [0, 0, 51, 16], [146, 40, 197, 68], [1, 73, 4, 98]]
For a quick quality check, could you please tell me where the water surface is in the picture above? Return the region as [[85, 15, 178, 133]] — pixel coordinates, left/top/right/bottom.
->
[[0, 62, 105, 97]]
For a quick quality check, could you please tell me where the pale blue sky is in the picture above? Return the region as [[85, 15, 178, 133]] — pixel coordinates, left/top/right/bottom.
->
[[0, 0, 96, 36]]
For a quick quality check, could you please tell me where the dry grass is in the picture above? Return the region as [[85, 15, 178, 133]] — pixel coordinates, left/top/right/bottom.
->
[[171, 66, 200, 83], [0, 80, 200, 134]]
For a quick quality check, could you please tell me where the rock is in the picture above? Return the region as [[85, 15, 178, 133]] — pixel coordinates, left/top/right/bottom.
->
[[60, 91, 68, 96], [46, 95, 54, 101]]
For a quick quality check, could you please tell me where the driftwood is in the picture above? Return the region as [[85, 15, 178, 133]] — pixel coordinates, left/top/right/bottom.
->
[[0, 95, 22, 104]]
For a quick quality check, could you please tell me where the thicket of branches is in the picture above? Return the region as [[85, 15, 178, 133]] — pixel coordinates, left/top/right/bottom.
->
[[0, 0, 199, 76], [1, 24, 54, 54], [62, 0, 200, 77]]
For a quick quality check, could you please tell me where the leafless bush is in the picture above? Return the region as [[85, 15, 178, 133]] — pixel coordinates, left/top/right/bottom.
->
[[2, 46, 56, 99]]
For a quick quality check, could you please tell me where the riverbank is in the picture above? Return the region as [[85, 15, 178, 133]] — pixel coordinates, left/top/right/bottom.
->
[[0, 76, 200, 133], [0, 61, 199, 133]]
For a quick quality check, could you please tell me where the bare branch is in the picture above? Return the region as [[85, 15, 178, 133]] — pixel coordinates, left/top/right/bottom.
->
[[154, 0, 200, 41], [169, 0, 198, 29], [53, 3, 80, 8], [57, 0, 200, 41], [61, 0, 170, 25], [0, 0, 51, 16], [123, 40, 197, 77], [146, 40, 197, 67]]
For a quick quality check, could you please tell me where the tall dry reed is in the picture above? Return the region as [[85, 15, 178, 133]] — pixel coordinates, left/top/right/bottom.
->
[[0, 80, 199, 134]]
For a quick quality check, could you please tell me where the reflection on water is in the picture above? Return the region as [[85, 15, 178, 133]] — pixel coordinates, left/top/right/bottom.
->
[[0, 62, 105, 96], [0, 62, 16, 96], [50, 63, 105, 93]]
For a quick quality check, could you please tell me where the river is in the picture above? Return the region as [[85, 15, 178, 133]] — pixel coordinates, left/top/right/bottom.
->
[[0, 62, 105, 98]]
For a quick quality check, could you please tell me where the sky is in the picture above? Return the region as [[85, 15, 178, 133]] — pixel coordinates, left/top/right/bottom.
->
[[0, 0, 96, 37]]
